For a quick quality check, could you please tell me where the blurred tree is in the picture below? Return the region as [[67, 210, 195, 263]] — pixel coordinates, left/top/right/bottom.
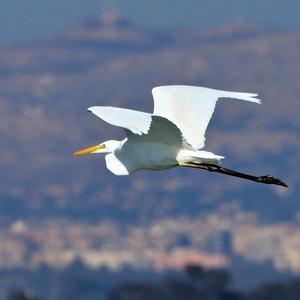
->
[[202, 269, 232, 290], [244, 281, 294, 300], [164, 278, 199, 300], [184, 264, 204, 281], [109, 282, 163, 300], [8, 290, 42, 300]]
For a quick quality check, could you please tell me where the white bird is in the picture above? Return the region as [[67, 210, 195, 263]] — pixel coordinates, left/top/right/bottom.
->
[[73, 85, 287, 187]]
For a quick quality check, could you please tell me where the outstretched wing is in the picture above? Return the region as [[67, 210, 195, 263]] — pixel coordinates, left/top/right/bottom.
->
[[88, 106, 152, 135], [88, 106, 185, 147], [152, 85, 261, 149]]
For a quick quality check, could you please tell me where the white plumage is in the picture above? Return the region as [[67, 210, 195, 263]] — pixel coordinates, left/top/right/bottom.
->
[[73, 85, 288, 187], [152, 86, 260, 149], [74, 85, 263, 176], [87, 106, 152, 135], [88, 86, 260, 153]]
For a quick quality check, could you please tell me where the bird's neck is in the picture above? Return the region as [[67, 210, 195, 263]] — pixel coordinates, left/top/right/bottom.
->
[[105, 140, 123, 153]]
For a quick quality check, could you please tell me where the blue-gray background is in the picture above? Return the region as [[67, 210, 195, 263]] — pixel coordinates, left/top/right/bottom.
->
[[1, 0, 300, 44], [1, 0, 300, 298]]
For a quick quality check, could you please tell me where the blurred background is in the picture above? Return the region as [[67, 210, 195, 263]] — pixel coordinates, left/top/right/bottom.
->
[[0, 0, 300, 299]]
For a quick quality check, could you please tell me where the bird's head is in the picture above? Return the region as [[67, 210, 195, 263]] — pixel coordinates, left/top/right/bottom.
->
[[73, 140, 120, 156]]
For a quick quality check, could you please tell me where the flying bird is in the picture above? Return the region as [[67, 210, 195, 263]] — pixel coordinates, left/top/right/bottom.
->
[[73, 85, 288, 187]]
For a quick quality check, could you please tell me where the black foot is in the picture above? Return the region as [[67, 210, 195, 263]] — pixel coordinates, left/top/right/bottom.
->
[[257, 175, 288, 188]]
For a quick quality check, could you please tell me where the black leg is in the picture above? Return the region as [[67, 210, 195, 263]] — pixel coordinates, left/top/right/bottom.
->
[[182, 162, 288, 188]]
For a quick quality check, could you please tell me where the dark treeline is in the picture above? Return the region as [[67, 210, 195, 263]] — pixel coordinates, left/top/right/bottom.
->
[[6, 264, 300, 300]]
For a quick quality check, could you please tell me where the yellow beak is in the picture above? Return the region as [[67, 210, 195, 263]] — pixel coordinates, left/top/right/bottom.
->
[[73, 144, 104, 157]]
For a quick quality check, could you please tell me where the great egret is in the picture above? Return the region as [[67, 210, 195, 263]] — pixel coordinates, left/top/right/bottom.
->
[[73, 85, 287, 188]]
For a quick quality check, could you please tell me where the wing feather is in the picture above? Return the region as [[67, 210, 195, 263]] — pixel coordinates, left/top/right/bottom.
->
[[88, 106, 185, 147], [152, 85, 261, 149], [88, 106, 152, 135]]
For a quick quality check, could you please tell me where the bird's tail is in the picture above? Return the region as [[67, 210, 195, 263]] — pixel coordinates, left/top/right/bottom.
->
[[178, 150, 224, 165], [214, 89, 261, 104]]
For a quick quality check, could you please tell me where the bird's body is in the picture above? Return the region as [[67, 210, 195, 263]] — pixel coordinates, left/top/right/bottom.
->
[[107, 140, 179, 175], [73, 85, 287, 187], [106, 139, 222, 175]]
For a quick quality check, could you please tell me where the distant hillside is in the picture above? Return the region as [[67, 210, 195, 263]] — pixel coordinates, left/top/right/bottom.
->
[[0, 13, 299, 223]]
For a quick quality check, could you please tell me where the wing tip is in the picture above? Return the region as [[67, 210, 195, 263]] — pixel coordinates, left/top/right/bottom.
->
[[87, 106, 96, 113], [87, 106, 112, 113], [223, 92, 262, 104], [246, 93, 260, 103], [252, 96, 262, 104], [250, 97, 262, 104]]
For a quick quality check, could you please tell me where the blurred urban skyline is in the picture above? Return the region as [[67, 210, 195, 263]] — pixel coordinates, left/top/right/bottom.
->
[[1, 0, 300, 45]]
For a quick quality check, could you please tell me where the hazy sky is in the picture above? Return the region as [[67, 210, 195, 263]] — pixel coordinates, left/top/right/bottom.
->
[[1, 0, 300, 45]]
